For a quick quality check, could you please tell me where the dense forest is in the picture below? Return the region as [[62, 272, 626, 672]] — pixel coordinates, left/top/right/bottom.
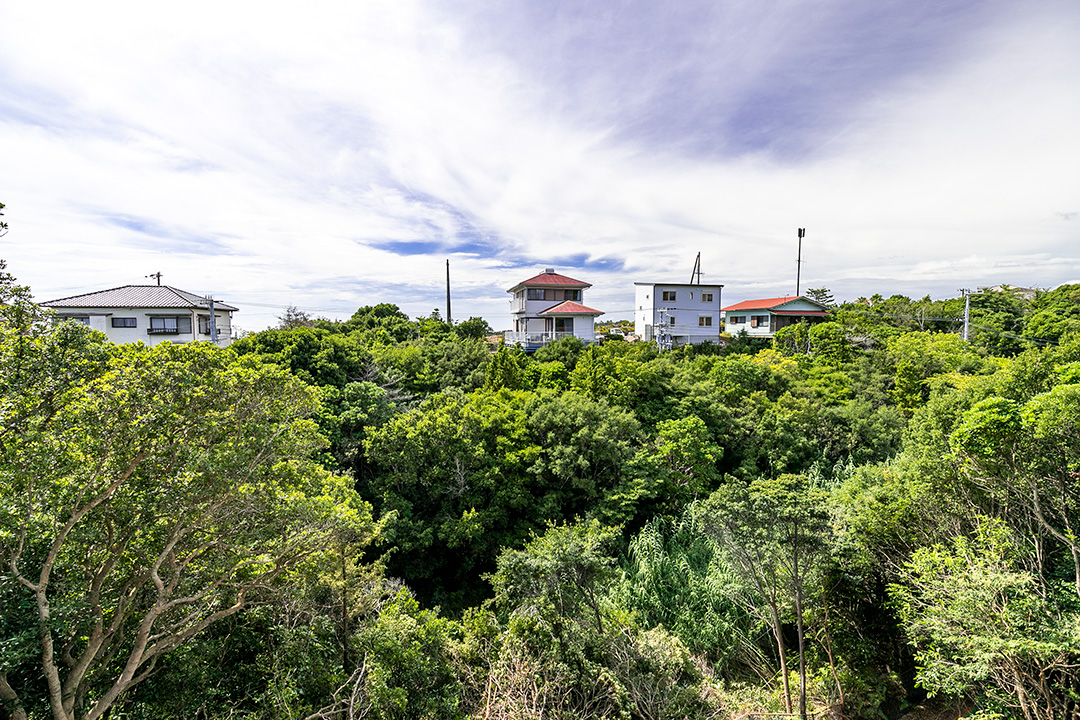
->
[[3, 256, 1080, 720]]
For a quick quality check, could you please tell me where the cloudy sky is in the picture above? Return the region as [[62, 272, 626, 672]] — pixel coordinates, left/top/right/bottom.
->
[[1, 0, 1077, 331]]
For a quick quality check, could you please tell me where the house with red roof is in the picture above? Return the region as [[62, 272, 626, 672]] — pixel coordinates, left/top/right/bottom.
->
[[505, 268, 603, 349], [722, 295, 830, 338]]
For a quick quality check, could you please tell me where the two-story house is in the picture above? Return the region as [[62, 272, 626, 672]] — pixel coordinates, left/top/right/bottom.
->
[[634, 282, 724, 347], [42, 285, 238, 346], [506, 269, 603, 350], [722, 295, 829, 338]]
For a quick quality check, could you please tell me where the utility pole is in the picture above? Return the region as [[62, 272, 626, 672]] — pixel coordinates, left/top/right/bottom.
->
[[206, 295, 218, 344], [960, 288, 971, 341], [718, 284, 725, 332], [795, 228, 805, 297], [655, 308, 673, 352], [445, 259, 452, 325], [146, 272, 162, 286]]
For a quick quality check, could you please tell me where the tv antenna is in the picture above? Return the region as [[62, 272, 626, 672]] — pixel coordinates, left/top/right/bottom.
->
[[146, 272, 163, 286], [690, 252, 702, 285]]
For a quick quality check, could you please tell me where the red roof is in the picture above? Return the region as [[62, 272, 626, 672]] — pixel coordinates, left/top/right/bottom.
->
[[776, 310, 830, 317], [722, 296, 828, 313], [722, 296, 799, 311], [538, 300, 604, 316], [508, 271, 591, 292]]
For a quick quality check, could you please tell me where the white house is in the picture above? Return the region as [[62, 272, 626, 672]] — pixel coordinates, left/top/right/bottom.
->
[[42, 285, 238, 347], [505, 269, 603, 350], [634, 282, 724, 347], [722, 295, 830, 338]]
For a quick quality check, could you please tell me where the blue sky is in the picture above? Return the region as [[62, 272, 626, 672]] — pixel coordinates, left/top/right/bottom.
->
[[1, 0, 1077, 331]]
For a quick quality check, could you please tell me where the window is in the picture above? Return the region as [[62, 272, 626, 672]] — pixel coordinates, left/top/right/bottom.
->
[[750, 315, 770, 328], [527, 288, 544, 300], [554, 317, 574, 333], [729, 315, 746, 324], [198, 316, 212, 334], [662, 291, 677, 302], [149, 317, 177, 334], [689, 291, 694, 300], [699, 316, 712, 327], [669, 316, 676, 326], [563, 289, 580, 301], [112, 317, 136, 328], [68, 316, 90, 325], [149, 316, 191, 334], [701, 292, 713, 303]]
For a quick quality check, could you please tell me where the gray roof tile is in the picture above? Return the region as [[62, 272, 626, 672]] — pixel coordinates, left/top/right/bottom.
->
[[42, 285, 238, 311]]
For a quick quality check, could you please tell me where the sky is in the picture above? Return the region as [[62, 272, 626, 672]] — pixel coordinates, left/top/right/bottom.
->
[[1, 0, 1077, 332]]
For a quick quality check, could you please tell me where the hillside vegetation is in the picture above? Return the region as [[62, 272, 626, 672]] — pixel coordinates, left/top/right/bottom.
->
[[3, 271, 1080, 720]]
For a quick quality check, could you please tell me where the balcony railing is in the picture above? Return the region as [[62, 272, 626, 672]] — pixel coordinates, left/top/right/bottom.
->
[[147, 327, 181, 335], [503, 331, 587, 348]]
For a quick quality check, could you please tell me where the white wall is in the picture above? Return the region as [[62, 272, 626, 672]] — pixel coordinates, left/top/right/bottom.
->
[[635, 284, 722, 345], [54, 307, 234, 346]]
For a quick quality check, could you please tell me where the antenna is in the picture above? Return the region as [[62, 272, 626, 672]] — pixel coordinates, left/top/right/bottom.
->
[[795, 229, 805, 296], [146, 272, 163, 286], [445, 259, 452, 325], [690, 252, 702, 285]]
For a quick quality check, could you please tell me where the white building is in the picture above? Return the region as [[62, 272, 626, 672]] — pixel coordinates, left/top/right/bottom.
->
[[42, 285, 237, 346], [505, 269, 604, 350], [634, 282, 724, 347], [722, 295, 830, 338]]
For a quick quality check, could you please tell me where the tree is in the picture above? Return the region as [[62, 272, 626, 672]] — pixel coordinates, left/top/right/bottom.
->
[[0, 336, 374, 720], [0, 202, 8, 238], [699, 475, 832, 718], [454, 317, 494, 341], [891, 519, 1080, 720], [483, 344, 525, 391], [277, 305, 315, 329], [532, 335, 586, 369], [230, 326, 372, 388], [804, 288, 835, 307], [886, 331, 976, 412]]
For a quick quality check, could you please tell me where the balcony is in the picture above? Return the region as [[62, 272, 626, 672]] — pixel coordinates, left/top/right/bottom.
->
[[503, 331, 588, 350]]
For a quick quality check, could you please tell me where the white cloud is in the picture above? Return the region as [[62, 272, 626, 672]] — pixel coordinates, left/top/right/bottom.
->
[[1, 0, 1077, 330]]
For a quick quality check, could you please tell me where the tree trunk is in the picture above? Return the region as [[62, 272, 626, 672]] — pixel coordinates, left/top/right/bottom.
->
[[794, 542, 807, 720], [769, 604, 792, 714], [0, 671, 28, 720]]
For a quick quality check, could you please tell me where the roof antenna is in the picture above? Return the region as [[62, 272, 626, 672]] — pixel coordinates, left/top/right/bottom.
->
[[146, 272, 162, 286], [690, 252, 701, 285]]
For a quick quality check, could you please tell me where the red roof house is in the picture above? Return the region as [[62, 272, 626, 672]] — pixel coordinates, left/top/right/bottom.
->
[[722, 295, 830, 337], [506, 268, 603, 349]]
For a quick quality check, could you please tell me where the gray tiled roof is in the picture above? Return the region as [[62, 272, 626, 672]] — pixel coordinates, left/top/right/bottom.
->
[[42, 285, 238, 312]]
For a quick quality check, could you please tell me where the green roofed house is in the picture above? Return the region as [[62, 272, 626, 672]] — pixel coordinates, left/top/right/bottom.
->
[[722, 295, 830, 338], [41, 285, 238, 347]]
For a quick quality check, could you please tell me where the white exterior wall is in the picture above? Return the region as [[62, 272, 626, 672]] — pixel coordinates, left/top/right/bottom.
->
[[724, 298, 826, 338], [634, 283, 722, 345], [509, 287, 595, 342], [723, 314, 773, 338], [53, 307, 234, 347]]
